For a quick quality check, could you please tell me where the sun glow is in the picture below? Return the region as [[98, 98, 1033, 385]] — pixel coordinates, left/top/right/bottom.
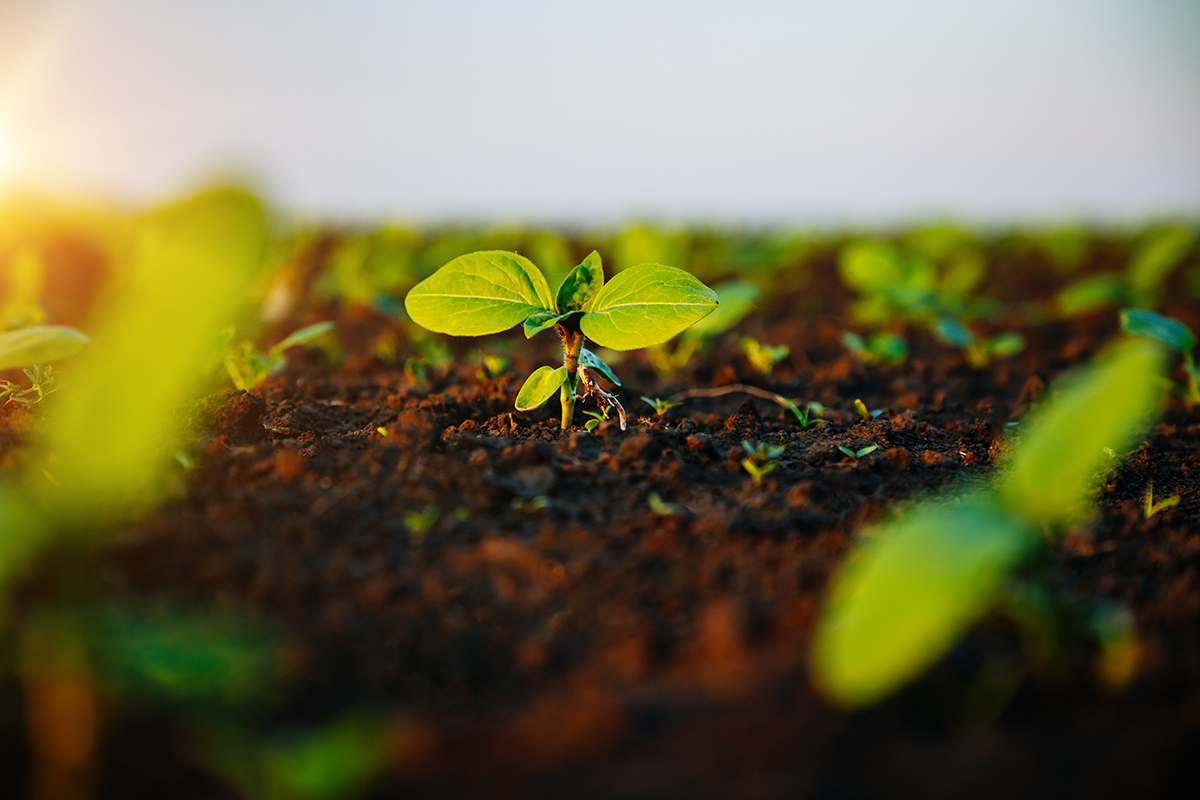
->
[[0, 121, 16, 191]]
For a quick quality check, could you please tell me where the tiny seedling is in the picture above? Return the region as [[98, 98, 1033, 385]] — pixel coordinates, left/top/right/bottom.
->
[[223, 321, 336, 392], [740, 337, 789, 374], [1144, 481, 1180, 519], [582, 404, 614, 432], [1119, 308, 1199, 404], [777, 396, 825, 428], [853, 399, 883, 421], [403, 505, 439, 544], [841, 331, 908, 366], [1059, 226, 1196, 315], [405, 250, 717, 429], [0, 364, 57, 406], [647, 492, 680, 516], [476, 354, 509, 381], [741, 439, 784, 484], [641, 396, 684, 418], [838, 444, 879, 462]]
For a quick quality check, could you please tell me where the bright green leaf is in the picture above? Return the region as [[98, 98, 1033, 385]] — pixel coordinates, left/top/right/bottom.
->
[[0, 325, 89, 370], [555, 251, 604, 313], [684, 280, 760, 339], [523, 310, 571, 339], [579, 347, 620, 385], [997, 338, 1166, 528], [933, 315, 976, 348], [580, 264, 718, 351], [515, 366, 568, 411], [405, 251, 554, 336], [1119, 308, 1195, 355], [812, 494, 1038, 708]]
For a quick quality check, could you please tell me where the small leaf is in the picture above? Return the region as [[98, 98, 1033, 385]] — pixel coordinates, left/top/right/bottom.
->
[[857, 445, 879, 457], [584, 419, 600, 432], [515, 366, 568, 411], [0, 326, 90, 371], [580, 264, 718, 351], [988, 332, 1026, 358], [270, 321, 336, 356], [1058, 275, 1126, 316], [997, 338, 1167, 528], [1119, 308, 1195, 355], [555, 251, 604, 313], [579, 347, 621, 386], [523, 310, 571, 339], [811, 494, 1038, 708], [837, 446, 856, 458], [405, 251, 555, 336]]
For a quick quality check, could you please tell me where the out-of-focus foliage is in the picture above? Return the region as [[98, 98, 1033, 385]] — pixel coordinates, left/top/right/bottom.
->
[[0, 325, 88, 370], [813, 338, 1166, 708], [1119, 308, 1199, 404], [1058, 225, 1197, 316], [223, 320, 337, 392]]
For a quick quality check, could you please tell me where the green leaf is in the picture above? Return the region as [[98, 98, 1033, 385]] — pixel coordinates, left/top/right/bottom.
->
[[515, 366, 568, 411], [684, 280, 760, 339], [1058, 274, 1126, 316], [555, 251, 604, 313], [988, 332, 1026, 358], [997, 338, 1166, 528], [932, 315, 976, 348], [270, 321, 336, 356], [811, 494, 1038, 708], [1119, 308, 1195, 355], [1127, 226, 1195, 299], [839, 241, 904, 293], [405, 251, 555, 336], [579, 264, 717, 351], [523, 310, 571, 339], [0, 325, 90, 370], [579, 347, 620, 385]]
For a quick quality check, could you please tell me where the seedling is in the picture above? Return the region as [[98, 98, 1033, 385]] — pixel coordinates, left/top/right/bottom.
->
[[741, 439, 784, 484], [838, 444, 879, 462], [223, 321, 337, 392], [582, 404, 613, 432], [1059, 226, 1196, 315], [476, 354, 509, 381], [841, 331, 907, 366], [0, 364, 57, 406], [647, 492, 680, 516], [403, 505, 439, 544], [812, 338, 1167, 708], [740, 337, 788, 374], [1119, 308, 1199, 404], [641, 396, 684, 418], [405, 250, 717, 429], [853, 399, 883, 421], [1144, 481, 1180, 519], [778, 396, 825, 428]]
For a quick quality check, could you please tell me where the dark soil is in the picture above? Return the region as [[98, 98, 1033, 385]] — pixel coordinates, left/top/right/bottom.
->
[[11, 243, 1200, 798]]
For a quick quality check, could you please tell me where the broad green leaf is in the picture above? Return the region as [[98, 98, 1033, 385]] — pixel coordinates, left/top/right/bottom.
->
[[271, 321, 336, 355], [0, 325, 89, 370], [555, 251, 604, 313], [685, 280, 760, 339], [997, 338, 1166, 528], [1119, 308, 1195, 355], [580, 264, 718, 351], [405, 251, 555, 336], [1127, 226, 1195, 299], [515, 366, 568, 411], [1058, 274, 1125, 316], [812, 494, 1038, 708], [838, 241, 903, 293], [579, 347, 620, 386], [523, 310, 572, 339]]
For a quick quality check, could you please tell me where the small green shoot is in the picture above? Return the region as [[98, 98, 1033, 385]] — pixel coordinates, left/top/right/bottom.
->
[[739, 337, 789, 374], [1119, 308, 1199, 404], [405, 250, 716, 428], [965, 331, 1026, 369], [647, 492, 679, 516], [403, 505, 439, 544], [777, 396, 825, 428], [477, 354, 509, 381], [838, 444, 879, 462], [1144, 481, 1180, 519], [582, 404, 614, 432], [853, 399, 883, 421], [0, 364, 57, 406], [741, 439, 784, 484], [841, 331, 907, 366], [641, 396, 684, 417], [223, 321, 336, 392]]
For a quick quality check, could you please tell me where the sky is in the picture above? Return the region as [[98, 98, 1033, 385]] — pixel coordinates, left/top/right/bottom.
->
[[0, 0, 1197, 223]]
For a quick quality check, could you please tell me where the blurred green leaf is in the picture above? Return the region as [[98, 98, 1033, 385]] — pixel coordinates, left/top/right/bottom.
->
[[263, 716, 389, 800], [684, 280, 760, 339], [0, 325, 89, 370], [1119, 308, 1195, 355], [1058, 274, 1125, 316], [1127, 226, 1195, 303]]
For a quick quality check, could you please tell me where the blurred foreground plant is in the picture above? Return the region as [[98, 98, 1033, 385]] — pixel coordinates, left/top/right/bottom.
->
[[812, 337, 1166, 708]]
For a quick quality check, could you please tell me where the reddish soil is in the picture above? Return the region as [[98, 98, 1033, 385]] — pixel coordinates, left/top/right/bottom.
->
[[8, 241, 1200, 798]]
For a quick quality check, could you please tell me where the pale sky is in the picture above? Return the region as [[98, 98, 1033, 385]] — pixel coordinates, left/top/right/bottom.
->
[[0, 0, 1197, 222]]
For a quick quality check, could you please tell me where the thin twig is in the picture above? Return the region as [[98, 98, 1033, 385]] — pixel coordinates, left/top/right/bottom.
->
[[663, 383, 797, 410]]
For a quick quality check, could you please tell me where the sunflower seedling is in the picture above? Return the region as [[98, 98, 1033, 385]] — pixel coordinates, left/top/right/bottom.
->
[[405, 250, 717, 429], [838, 444, 879, 463], [1119, 308, 1199, 405], [778, 396, 825, 428], [1144, 481, 1180, 519], [223, 321, 337, 392], [740, 337, 788, 374], [741, 439, 784, 484], [641, 396, 684, 418]]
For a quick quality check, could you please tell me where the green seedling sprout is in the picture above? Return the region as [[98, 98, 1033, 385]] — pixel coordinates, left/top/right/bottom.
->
[[1058, 226, 1196, 315], [838, 444, 879, 462], [741, 439, 784, 484], [404, 505, 439, 544], [0, 364, 57, 406], [641, 396, 684, 418], [647, 492, 680, 516], [405, 250, 717, 429], [812, 338, 1167, 708], [778, 396, 825, 428], [739, 336, 789, 374], [1144, 481, 1180, 519], [841, 331, 907, 366], [853, 399, 883, 421], [583, 404, 614, 432], [1119, 308, 1199, 404], [223, 320, 336, 392]]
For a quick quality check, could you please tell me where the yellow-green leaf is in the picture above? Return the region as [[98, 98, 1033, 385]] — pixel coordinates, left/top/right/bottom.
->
[[0, 325, 89, 370], [405, 251, 554, 336], [555, 251, 604, 313], [580, 264, 717, 351], [515, 366, 567, 411]]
